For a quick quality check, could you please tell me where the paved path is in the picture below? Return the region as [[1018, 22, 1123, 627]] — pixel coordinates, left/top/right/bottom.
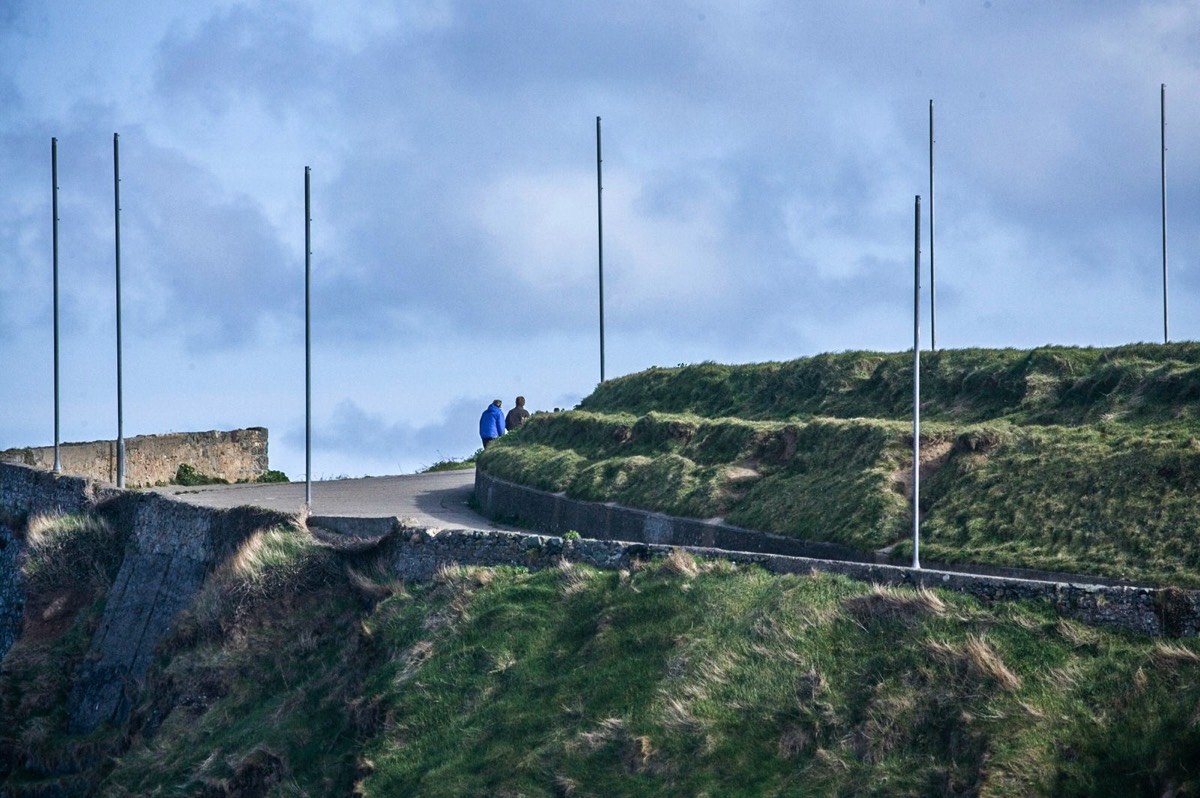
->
[[152, 469, 515, 531]]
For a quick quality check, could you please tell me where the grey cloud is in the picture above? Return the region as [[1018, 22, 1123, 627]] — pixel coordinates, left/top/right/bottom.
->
[[42, 1, 1200, 358], [296, 396, 486, 468], [116, 138, 298, 346], [153, 1, 333, 118], [25, 121, 299, 350]]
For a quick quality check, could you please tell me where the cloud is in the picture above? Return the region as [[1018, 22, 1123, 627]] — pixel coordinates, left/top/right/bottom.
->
[[153, 2, 334, 119], [298, 396, 486, 473], [5, 0, 1200, 473]]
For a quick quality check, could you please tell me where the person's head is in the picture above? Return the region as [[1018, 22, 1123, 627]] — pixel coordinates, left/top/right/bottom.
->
[[515, 396, 525, 407], [492, 399, 502, 407]]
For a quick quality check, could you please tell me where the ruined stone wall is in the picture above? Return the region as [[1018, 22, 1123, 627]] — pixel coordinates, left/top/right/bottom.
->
[[0, 427, 269, 486]]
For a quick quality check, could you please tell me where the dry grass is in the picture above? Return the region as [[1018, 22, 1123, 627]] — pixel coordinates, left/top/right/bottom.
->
[[965, 636, 1023, 691], [571, 719, 658, 774], [1151, 641, 1200, 670], [227, 524, 318, 596], [842, 583, 948, 627], [661, 548, 703, 578], [777, 724, 811, 759], [929, 635, 1023, 692], [346, 565, 406, 601], [1047, 663, 1082, 691], [22, 512, 120, 591], [660, 697, 706, 737], [393, 640, 435, 685], [574, 717, 629, 751], [1055, 618, 1100, 649], [555, 559, 593, 595]]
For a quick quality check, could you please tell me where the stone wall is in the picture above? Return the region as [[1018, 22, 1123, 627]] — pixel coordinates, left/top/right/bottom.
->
[[0, 519, 22, 664], [474, 468, 1200, 637], [4, 459, 1200, 739], [0, 427, 269, 486], [68, 493, 296, 733], [0, 462, 295, 732]]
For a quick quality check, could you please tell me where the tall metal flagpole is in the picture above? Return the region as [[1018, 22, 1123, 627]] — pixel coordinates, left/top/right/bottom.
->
[[929, 100, 936, 352], [52, 138, 61, 473], [305, 166, 312, 511], [596, 116, 606, 383], [1161, 83, 1169, 344], [113, 133, 125, 489], [912, 195, 922, 570]]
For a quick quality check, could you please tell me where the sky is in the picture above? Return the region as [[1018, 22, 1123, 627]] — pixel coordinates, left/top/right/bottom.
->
[[2, 1, 1199, 481]]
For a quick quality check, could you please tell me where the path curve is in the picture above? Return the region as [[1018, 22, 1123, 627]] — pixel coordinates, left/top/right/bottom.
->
[[153, 469, 515, 531]]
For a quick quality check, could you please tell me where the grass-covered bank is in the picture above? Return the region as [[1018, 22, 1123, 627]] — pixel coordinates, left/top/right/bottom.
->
[[577, 344, 1200, 424], [5, 515, 1200, 796], [478, 344, 1200, 587]]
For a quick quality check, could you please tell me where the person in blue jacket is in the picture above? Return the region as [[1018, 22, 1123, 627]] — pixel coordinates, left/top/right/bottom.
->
[[479, 399, 506, 448]]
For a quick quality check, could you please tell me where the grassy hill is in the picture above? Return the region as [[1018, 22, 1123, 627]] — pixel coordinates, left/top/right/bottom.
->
[[6, 343, 1200, 796], [4, 512, 1200, 796], [479, 344, 1200, 587]]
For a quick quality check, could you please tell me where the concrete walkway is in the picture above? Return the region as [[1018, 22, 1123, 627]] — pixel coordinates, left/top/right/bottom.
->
[[152, 469, 514, 532]]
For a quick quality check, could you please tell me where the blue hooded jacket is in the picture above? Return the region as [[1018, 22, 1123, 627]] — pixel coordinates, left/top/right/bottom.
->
[[479, 403, 506, 439]]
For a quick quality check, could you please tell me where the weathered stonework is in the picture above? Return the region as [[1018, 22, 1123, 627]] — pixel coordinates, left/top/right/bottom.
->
[[69, 493, 296, 733], [0, 519, 21, 663], [0, 461, 296, 734], [474, 468, 1200, 638], [0, 427, 270, 487], [4, 459, 1200, 741]]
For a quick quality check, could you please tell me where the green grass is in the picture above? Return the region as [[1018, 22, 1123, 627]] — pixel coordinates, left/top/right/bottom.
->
[[420, 449, 483, 473], [579, 344, 1200, 425], [173, 463, 228, 486], [479, 345, 1200, 587], [355, 556, 1200, 797], [11, 343, 1200, 794], [1, 513, 129, 790], [6, 514, 1200, 796]]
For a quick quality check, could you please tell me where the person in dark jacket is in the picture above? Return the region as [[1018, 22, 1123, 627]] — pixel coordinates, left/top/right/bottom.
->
[[479, 399, 506, 447], [505, 395, 530, 431]]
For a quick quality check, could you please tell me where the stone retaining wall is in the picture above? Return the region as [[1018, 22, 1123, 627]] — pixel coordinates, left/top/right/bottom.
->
[[474, 468, 1200, 637], [68, 493, 295, 733], [366, 525, 1192, 636], [4, 460, 1200, 740], [0, 462, 296, 732], [0, 520, 22, 664], [0, 427, 269, 487]]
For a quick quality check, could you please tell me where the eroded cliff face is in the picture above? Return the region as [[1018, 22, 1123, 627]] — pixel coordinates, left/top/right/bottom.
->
[[0, 519, 21, 663], [1, 465, 99, 666], [69, 494, 297, 733], [0, 463, 299, 737]]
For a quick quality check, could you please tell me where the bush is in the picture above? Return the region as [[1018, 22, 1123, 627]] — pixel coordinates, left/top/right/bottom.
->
[[174, 463, 228, 486]]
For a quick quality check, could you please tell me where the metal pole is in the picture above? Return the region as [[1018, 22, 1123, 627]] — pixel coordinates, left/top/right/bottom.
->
[[596, 116, 606, 383], [929, 100, 936, 352], [912, 194, 922, 570], [113, 133, 125, 488], [305, 166, 312, 511], [52, 138, 61, 473], [1161, 83, 1169, 344]]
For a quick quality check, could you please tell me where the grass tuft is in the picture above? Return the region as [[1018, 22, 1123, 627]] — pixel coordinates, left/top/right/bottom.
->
[[23, 512, 123, 592]]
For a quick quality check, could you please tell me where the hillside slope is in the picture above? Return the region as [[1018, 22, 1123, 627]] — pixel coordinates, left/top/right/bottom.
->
[[479, 344, 1200, 587], [3, 513, 1200, 796]]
